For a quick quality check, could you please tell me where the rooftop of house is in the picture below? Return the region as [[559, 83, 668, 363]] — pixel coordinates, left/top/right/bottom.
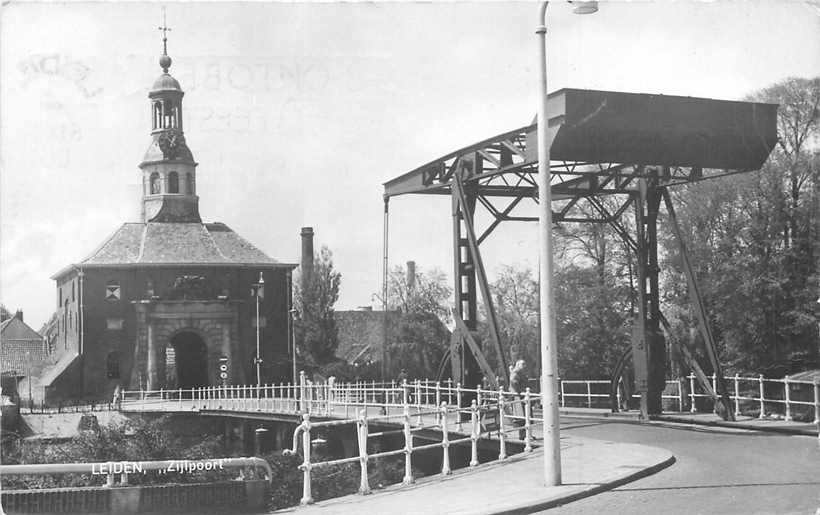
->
[[53, 222, 297, 279]]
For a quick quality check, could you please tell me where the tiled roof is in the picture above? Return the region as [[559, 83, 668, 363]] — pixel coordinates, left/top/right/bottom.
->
[[1, 317, 47, 376], [71, 222, 292, 268]]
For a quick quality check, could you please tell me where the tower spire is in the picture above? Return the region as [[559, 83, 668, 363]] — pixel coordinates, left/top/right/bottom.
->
[[158, 7, 172, 72]]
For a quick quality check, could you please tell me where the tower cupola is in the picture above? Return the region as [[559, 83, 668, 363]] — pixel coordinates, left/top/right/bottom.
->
[[139, 19, 200, 223]]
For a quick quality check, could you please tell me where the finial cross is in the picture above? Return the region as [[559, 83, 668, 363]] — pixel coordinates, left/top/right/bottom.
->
[[158, 7, 172, 55]]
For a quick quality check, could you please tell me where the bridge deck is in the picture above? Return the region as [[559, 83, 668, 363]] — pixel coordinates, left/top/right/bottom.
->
[[271, 434, 674, 515]]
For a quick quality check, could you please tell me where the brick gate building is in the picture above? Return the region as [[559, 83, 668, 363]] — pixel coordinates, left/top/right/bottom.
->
[[44, 43, 296, 403]]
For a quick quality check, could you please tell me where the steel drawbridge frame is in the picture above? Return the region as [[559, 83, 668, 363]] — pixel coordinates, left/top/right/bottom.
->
[[382, 89, 778, 420]]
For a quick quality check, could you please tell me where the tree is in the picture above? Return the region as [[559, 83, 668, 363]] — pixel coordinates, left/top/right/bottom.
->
[[487, 264, 540, 375], [382, 263, 452, 379], [554, 265, 632, 379], [386, 264, 451, 321], [659, 77, 819, 373], [294, 246, 342, 367]]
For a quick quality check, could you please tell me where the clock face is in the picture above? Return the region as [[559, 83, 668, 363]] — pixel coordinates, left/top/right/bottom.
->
[[157, 130, 187, 160]]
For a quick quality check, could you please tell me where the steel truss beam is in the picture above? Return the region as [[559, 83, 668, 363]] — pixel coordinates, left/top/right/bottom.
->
[[384, 93, 772, 420]]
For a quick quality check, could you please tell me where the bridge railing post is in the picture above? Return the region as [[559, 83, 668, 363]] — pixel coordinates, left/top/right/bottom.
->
[[402, 381, 414, 485], [456, 383, 463, 432], [813, 381, 820, 425], [357, 409, 371, 495], [178, 388, 182, 410], [711, 373, 718, 414], [327, 377, 335, 416], [677, 377, 684, 412], [435, 382, 441, 425], [524, 387, 532, 453], [299, 413, 313, 505], [784, 375, 792, 421], [586, 381, 592, 408], [497, 387, 506, 460], [440, 402, 451, 475], [733, 374, 741, 418], [689, 372, 697, 413], [415, 380, 422, 426], [560, 379, 566, 408], [299, 371, 306, 413], [469, 400, 479, 467]]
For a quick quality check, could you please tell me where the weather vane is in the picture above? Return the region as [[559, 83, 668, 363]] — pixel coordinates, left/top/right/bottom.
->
[[158, 7, 172, 56]]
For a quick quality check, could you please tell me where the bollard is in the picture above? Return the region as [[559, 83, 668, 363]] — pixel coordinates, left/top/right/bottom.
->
[[758, 374, 766, 418], [498, 387, 507, 460], [524, 388, 533, 453], [357, 410, 371, 495], [440, 402, 451, 475], [469, 400, 479, 467], [300, 413, 313, 505], [784, 375, 792, 421], [403, 383, 414, 485]]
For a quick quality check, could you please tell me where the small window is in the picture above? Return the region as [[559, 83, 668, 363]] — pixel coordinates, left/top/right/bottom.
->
[[105, 281, 121, 301], [168, 172, 179, 193], [150, 172, 161, 194], [107, 352, 120, 379]]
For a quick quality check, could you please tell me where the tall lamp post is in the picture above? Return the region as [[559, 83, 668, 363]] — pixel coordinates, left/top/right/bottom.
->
[[536, 0, 598, 487]]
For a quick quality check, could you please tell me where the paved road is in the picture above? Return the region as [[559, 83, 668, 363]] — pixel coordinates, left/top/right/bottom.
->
[[546, 417, 820, 515]]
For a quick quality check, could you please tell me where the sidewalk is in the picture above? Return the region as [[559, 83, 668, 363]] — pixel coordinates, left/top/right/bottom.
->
[[557, 406, 819, 436], [653, 411, 819, 436], [273, 435, 674, 515]]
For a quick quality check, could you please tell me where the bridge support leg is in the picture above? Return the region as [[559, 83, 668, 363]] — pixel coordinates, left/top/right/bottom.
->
[[632, 174, 666, 419]]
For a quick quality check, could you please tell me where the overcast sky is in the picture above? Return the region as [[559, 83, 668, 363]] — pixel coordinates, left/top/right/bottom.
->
[[2, 1, 819, 329]]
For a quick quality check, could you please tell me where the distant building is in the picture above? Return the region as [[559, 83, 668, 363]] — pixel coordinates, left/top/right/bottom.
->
[[0, 311, 48, 399], [40, 41, 296, 403], [334, 308, 451, 379], [334, 309, 402, 365]]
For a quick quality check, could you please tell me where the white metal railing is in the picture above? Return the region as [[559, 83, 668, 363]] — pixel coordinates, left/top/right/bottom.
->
[[0, 457, 271, 488], [281, 383, 540, 505], [118, 371, 820, 425]]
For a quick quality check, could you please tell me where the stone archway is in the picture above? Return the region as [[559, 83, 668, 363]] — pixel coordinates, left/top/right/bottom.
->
[[170, 331, 208, 389]]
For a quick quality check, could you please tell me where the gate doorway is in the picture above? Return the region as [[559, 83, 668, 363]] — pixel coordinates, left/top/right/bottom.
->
[[170, 332, 209, 389]]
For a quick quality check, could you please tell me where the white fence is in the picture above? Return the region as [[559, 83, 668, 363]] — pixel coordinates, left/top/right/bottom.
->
[[559, 373, 820, 423], [281, 384, 539, 505], [118, 371, 820, 425]]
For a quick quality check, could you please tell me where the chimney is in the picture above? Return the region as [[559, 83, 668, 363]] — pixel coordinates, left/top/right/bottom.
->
[[300, 227, 314, 289], [406, 261, 416, 291], [15, 309, 23, 323]]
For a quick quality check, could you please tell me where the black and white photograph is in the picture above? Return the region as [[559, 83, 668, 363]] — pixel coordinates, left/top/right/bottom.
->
[[1, 2, 818, 514]]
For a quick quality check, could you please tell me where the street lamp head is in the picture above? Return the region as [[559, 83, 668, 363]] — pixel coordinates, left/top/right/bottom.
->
[[570, 1, 598, 15]]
